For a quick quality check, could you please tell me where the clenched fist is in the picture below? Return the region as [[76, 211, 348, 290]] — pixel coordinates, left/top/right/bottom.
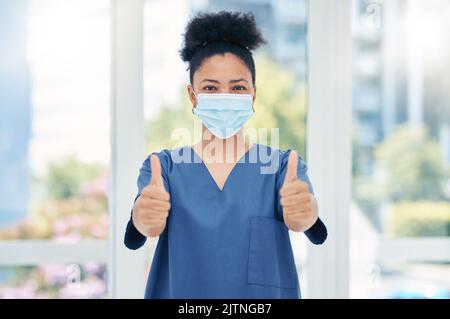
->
[[280, 150, 318, 232], [132, 154, 171, 237]]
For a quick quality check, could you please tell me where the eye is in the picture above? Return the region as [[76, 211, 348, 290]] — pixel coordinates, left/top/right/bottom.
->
[[233, 85, 247, 91], [203, 86, 216, 91]]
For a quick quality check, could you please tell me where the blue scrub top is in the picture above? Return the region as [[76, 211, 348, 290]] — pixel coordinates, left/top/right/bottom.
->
[[124, 143, 327, 299]]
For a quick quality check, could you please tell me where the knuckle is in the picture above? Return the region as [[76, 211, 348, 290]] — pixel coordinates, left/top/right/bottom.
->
[[144, 209, 154, 218], [140, 196, 150, 204]]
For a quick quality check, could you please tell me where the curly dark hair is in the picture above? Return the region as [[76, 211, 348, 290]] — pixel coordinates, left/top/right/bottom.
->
[[179, 10, 267, 87]]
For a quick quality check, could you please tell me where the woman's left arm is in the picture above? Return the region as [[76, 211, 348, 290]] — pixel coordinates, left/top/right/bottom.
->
[[279, 150, 327, 245]]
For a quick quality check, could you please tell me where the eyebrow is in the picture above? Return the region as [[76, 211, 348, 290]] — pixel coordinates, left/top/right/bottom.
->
[[200, 78, 249, 84]]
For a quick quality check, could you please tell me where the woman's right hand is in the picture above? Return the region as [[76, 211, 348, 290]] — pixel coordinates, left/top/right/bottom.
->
[[132, 154, 171, 237]]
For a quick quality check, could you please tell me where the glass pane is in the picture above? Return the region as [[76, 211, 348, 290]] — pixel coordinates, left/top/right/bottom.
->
[[351, 0, 450, 298], [0, 263, 107, 299], [0, 0, 110, 241], [143, 0, 309, 291]]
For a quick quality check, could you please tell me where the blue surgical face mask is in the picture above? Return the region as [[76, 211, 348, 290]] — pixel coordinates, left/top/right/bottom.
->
[[192, 91, 254, 139]]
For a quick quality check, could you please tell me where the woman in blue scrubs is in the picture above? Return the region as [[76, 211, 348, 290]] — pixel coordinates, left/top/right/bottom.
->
[[124, 11, 327, 299]]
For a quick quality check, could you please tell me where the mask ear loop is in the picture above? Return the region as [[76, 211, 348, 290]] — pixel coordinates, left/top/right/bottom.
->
[[251, 94, 255, 113], [192, 89, 198, 114]]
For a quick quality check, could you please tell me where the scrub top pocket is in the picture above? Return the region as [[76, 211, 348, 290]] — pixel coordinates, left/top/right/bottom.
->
[[247, 216, 299, 289]]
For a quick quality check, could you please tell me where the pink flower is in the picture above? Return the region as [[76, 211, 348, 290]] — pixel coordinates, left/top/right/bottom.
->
[[59, 279, 107, 299], [54, 231, 82, 243], [0, 282, 38, 299], [53, 220, 69, 236], [83, 262, 106, 277], [38, 264, 69, 285]]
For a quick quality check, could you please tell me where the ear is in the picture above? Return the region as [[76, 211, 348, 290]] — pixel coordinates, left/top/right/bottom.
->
[[187, 84, 197, 111]]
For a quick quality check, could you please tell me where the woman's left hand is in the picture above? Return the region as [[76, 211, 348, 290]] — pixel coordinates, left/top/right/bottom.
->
[[280, 151, 319, 232]]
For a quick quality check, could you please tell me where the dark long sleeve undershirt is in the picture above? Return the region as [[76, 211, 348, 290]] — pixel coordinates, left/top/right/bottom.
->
[[124, 193, 327, 250]]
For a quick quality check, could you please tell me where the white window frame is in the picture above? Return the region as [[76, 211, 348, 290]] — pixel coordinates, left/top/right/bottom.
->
[[305, 0, 352, 298], [0, 0, 147, 300], [306, 0, 450, 299], [109, 0, 146, 298]]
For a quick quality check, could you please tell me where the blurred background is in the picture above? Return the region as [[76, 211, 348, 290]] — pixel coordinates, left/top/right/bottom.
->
[[0, 0, 449, 298]]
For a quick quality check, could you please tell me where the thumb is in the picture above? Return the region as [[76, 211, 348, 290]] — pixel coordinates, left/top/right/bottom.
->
[[284, 150, 299, 184], [150, 154, 164, 187]]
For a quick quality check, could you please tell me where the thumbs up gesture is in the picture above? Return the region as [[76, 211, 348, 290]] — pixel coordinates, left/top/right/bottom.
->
[[280, 151, 318, 232], [132, 154, 171, 237]]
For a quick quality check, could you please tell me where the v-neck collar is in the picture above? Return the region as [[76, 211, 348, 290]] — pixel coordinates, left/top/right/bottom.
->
[[189, 143, 257, 192]]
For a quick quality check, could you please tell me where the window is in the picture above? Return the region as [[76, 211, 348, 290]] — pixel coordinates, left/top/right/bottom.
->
[[351, 0, 450, 298], [0, 0, 110, 298]]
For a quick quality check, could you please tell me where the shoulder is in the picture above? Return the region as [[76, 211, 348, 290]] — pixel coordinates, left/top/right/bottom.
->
[[141, 145, 192, 173]]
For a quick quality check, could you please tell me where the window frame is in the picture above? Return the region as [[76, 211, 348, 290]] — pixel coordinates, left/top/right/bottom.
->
[[306, 0, 450, 299], [109, 0, 147, 298], [0, 0, 147, 299], [304, 0, 352, 298]]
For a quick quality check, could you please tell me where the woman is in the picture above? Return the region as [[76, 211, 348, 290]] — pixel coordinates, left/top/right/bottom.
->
[[124, 10, 327, 299]]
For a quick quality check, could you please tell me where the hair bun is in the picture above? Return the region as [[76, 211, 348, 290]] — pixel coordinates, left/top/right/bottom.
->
[[180, 10, 267, 62]]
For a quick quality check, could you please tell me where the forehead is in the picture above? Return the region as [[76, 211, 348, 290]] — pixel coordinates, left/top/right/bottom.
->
[[193, 52, 252, 83]]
